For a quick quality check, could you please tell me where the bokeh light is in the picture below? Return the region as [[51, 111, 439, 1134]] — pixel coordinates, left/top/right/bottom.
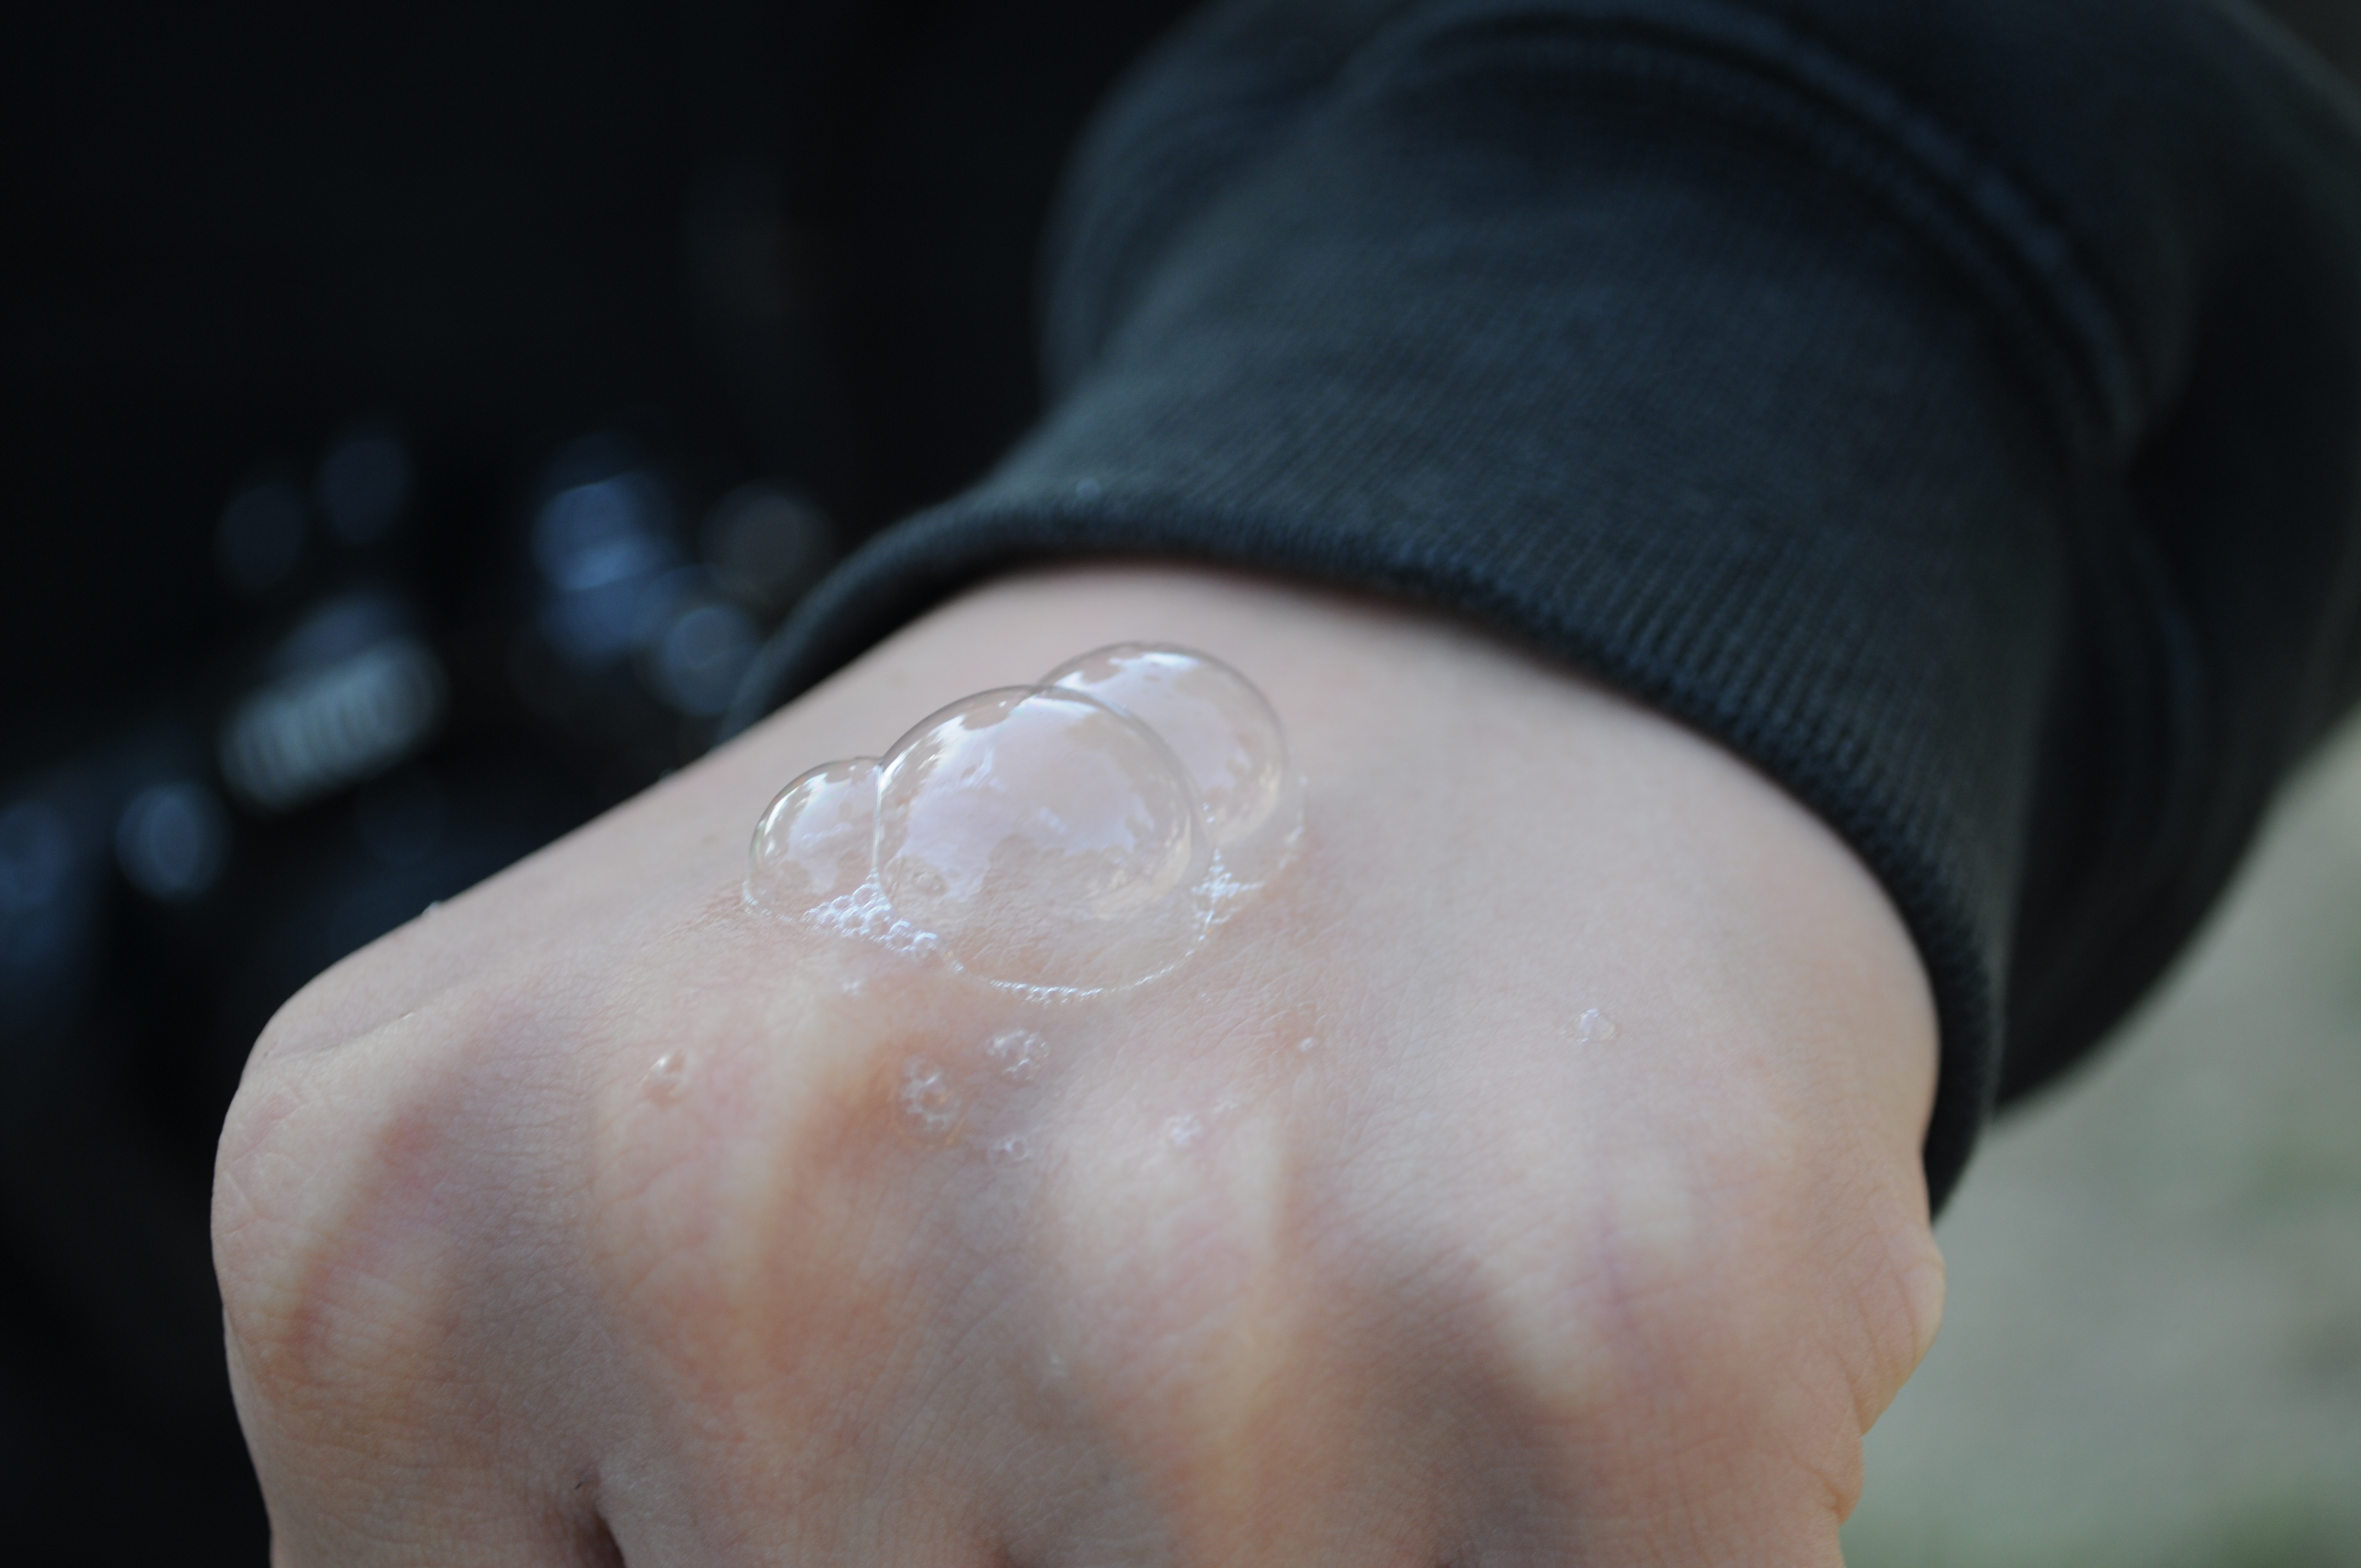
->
[[315, 427, 413, 546], [115, 781, 230, 902], [214, 482, 307, 596]]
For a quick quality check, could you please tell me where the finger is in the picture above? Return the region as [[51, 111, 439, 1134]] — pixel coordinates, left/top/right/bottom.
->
[[220, 982, 630, 1567]]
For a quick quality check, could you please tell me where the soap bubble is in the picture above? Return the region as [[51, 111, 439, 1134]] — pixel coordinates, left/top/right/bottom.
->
[[877, 687, 1209, 992], [899, 1058, 962, 1139], [985, 1028, 1047, 1083], [749, 758, 879, 915], [1043, 644, 1301, 888]]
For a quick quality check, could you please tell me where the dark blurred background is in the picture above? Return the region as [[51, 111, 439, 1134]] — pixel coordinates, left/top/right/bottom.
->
[[1, 1, 2355, 1562], [0, 2, 1195, 1557]]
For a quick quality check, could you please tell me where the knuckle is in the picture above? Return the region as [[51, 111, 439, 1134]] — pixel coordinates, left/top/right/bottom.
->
[[213, 990, 503, 1411]]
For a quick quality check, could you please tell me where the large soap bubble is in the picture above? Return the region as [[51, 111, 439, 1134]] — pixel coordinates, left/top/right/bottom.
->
[[1042, 643, 1299, 890], [877, 686, 1209, 990]]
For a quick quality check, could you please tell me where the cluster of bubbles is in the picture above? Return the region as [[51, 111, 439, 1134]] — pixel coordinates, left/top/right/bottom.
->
[[881, 1028, 1053, 1162], [746, 644, 1302, 997]]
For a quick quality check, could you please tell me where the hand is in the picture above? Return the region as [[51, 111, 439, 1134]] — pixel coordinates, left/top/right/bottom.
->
[[215, 564, 1944, 1566]]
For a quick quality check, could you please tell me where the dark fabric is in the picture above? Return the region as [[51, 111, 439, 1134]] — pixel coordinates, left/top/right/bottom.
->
[[728, 0, 2361, 1208]]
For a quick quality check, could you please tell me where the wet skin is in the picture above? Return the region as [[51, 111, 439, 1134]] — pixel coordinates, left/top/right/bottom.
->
[[215, 564, 1944, 1567]]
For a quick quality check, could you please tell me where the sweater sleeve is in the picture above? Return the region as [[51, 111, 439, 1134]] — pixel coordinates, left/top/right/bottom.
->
[[727, 0, 2361, 1208]]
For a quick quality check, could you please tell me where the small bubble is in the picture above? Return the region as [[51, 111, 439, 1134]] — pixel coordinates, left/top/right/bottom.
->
[[1574, 1008, 1618, 1044], [985, 1028, 1047, 1084], [1295, 1036, 1319, 1053], [1165, 1112, 1206, 1150], [986, 1134, 1032, 1167], [899, 1058, 962, 1136], [644, 1049, 692, 1103], [747, 758, 880, 917]]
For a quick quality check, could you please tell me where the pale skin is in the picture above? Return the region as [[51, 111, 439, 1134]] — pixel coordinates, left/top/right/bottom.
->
[[214, 563, 1946, 1566]]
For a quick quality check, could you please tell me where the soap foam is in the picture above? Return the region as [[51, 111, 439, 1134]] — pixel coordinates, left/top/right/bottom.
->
[[747, 645, 1301, 997]]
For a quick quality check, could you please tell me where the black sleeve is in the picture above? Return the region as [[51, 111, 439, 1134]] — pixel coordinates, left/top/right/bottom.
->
[[726, 0, 2361, 1208]]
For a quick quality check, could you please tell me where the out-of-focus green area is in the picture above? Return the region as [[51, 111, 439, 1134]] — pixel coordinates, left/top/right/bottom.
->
[[1844, 716, 2361, 1566]]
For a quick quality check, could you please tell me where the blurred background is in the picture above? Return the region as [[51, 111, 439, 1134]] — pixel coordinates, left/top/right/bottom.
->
[[0, 2, 2354, 1562], [0, 3, 1196, 1556], [1845, 718, 2361, 1568]]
